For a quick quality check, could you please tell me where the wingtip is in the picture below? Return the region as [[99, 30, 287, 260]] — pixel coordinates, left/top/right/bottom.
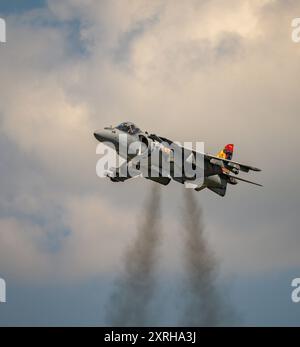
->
[[252, 167, 262, 172]]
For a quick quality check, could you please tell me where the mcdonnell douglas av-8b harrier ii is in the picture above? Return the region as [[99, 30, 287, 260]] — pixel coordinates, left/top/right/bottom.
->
[[94, 122, 262, 197]]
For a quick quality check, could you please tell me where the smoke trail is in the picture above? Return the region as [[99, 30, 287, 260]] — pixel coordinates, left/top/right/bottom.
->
[[107, 184, 161, 326], [181, 189, 222, 326]]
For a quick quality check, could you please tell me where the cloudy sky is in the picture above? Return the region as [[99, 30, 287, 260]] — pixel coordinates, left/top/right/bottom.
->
[[0, 0, 300, 326]]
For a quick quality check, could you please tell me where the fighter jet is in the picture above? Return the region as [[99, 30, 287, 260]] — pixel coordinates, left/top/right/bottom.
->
[[94, 122, 262, 197]]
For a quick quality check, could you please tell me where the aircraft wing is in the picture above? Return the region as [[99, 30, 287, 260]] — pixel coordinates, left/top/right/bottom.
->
[[223, 173, 263, 186], [155, 135, 261, 173], [204, 153, 261, 172]]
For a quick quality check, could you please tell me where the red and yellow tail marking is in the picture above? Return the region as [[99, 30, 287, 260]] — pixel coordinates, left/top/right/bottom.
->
[[217, 144, 234, 174]]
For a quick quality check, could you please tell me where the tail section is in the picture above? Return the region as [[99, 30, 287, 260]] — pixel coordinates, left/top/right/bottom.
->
[[217, 144, 234, 160]]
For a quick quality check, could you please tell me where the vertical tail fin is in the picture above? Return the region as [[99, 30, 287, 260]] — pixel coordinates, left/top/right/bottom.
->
[[217, 144, 234, 160]]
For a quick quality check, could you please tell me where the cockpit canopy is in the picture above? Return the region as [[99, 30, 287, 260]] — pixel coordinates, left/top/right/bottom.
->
[[116, 122, 141, 135]]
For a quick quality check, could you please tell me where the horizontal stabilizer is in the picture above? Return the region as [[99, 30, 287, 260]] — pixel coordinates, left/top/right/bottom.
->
[[225, 174, 263, 187]]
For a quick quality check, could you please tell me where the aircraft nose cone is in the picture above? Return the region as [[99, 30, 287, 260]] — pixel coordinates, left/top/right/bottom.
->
[[94, 130, 108, 142], [94, 129, 117, 146]]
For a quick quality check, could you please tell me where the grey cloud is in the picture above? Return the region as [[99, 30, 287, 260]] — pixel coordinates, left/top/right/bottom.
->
[[0, 0, 299, 285]]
